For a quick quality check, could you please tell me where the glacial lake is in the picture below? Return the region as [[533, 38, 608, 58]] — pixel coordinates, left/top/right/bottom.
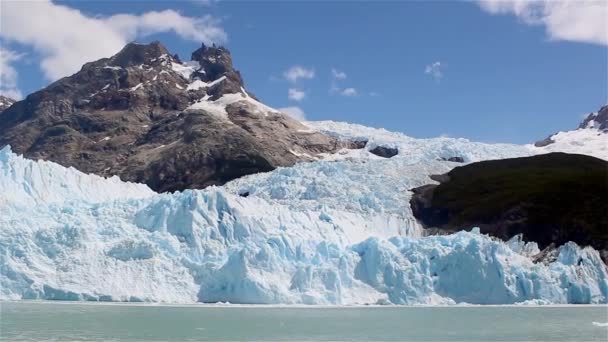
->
[[1, 302, 607, 341]]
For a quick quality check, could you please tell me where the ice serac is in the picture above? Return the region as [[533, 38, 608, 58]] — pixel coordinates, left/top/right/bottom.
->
[[0, 145, 154, 206], [1, 121, 606, 305], [0, 41, 342, 192]]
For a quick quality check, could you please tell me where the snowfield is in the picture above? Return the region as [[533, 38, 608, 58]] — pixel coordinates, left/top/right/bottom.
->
[[527, 127, 608, 161], [1, 121, 607, 305]]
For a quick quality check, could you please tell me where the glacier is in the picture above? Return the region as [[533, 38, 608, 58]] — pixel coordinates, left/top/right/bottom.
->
[[1, 121, 607, 305]]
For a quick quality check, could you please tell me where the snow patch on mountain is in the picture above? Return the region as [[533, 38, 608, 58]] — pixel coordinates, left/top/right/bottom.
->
[[528, 128, 608, 160], [187, 92, 280, 118], [171, 60, 200, 80]]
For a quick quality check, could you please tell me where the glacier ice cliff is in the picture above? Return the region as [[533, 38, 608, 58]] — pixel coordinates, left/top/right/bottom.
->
[[1, 122, 607, 305]]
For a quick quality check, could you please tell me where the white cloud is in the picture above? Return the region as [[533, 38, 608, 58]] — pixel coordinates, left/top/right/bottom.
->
[[425, 61, 443, 81], [278, 106, 306, 121], [283, 66, 315, 83], [0, 0, 227, 81], [0, 47, 24, 100], [329, 69, 357, 97], [476, 0, 608, 45], [288, 88, 306, 101], [331, 68, 347, 80], [340, 88, 358, 97], [369, 91, 380, 97]]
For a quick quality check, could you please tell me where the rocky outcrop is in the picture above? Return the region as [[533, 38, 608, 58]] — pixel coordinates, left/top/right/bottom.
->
[[348, 139, 368, 149], [0, 41, 344, 192], [533, 136, 554, 147], [441, 156, 464, 163], [579, 105, 608, 131], [369, 145, 398, 158], [190, 43, 246, 100], [410, 153, 608, 261], [0, 95, 15, 112], [534, 105, 608, 147]]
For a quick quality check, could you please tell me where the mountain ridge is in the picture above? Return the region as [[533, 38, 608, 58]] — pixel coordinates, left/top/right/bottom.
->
[[0, 41, 344, 192]]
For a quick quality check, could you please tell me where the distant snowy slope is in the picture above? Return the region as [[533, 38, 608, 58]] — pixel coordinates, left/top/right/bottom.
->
[[307, 120, 534, 162], [1, 127, 606, 305], [0, 146, 154, 206], [529, 127, 608, 160], [305, 118, 606, 162], [529, 106, 608, 160]]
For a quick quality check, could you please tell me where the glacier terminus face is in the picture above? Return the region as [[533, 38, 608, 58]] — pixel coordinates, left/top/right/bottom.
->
[[1, 121, 606, 305]]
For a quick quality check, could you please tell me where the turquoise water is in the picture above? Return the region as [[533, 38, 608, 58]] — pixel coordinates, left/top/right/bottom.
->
[[1, 302, 607, 341]]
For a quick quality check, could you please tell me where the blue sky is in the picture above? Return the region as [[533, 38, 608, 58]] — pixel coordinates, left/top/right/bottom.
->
[[1, 0, 606, 143]]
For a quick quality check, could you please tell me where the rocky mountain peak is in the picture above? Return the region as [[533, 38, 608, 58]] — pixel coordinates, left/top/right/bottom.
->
[[190, 42, 245, 98], [109, 41, 171, 68], [579, 105, 608, 131], [191, 43, 234, 77], [0, 40, 345, 192], [0, 95, 16, 112], [534, 104, 607, 147]]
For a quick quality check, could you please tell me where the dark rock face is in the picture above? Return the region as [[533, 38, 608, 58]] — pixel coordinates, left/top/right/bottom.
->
[[369, 146, 398, 158], [190, 43, 246, 100], [534, 136, 555, 147], [0, 95, 16, 112], [348, 139, 368, 149], [410, 153, 608, 261], [441, 156, 465, 163], [0, 41, 343, 192]]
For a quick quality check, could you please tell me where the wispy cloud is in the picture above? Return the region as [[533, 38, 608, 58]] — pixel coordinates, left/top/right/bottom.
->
[[190, 0, 216, 6], [330, 68, 359, 97], [476, 0, 607, 46], [0, 0, 227, 81], [278, 106, 306, 121], [283, 66, 315, 83], [331, 68, 347, 80], [340, 88, 358, 97], [0, 47, 24, 100], [288, 88, 306, 101], [425, 61, 443, 81]]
